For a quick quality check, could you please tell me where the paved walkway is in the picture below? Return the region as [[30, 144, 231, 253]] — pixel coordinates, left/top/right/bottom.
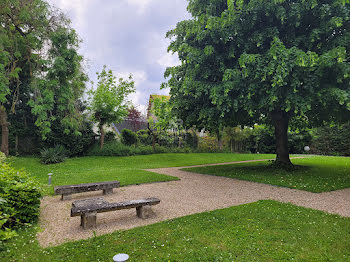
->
[[37, 159, 350, 247]]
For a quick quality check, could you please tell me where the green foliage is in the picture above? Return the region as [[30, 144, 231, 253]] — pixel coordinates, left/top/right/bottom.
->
[[0, 0, 88, 143], [184, 131, 198, 149], [149, 97, 174, 133], [42, 119, 95, 157], [148, 97, 185, 148], [88, 141, 193, 157], [165, 0, 350, 163], [137, 129, 153, 145], [0, 152, 5, 163], [224, 126, 252, 152], [248, 125, 276, 153], [312, 122, 350, 156], [104, 131, 117, 142], [88, 66, 135, 148], [0, 162, 41, 245], [198, 136, 225, 152], [28, 25, 88, 140], [121, 129, 138, 146], [40, 145, 67, 164], [88, 66, 135, 126], [87, 142, 151, 157]]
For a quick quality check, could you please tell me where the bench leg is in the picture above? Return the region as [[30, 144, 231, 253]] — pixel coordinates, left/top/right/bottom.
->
[[103, 188, 113, 195], [61, 194, 72, 201], [136, 205, 155, 219], [81, 212, 97, 229]]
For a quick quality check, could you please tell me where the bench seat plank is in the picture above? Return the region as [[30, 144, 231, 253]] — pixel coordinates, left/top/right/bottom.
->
[[55, 181, 120, 195], [71, 197, 160, 217]]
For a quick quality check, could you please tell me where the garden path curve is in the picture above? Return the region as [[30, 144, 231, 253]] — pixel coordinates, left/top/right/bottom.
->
[[38, 158, 350, 247]]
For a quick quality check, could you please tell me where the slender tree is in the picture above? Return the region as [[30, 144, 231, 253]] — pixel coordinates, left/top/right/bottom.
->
[[164, 0, 350, 166], [88, 66, 135, 149]]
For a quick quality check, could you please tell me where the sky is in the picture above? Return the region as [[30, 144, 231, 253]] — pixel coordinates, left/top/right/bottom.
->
[[47, 0, 190, 114]]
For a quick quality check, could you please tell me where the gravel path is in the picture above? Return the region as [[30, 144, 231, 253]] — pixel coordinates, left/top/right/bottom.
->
[[37, 158, 350, 247]]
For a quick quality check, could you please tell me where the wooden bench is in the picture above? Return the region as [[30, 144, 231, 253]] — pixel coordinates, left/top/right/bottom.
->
[[71, 197, 161, 229], [54, 181, 120, 200]]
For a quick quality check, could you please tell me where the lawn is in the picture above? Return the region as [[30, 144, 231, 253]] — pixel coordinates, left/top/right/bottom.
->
[[9, 153, 275, 195], [184, 156, 350, 192], [2, 200, 349, 262]]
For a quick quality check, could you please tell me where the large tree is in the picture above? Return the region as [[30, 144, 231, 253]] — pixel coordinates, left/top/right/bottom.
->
[[164, 0, 350, 166], [88, 66, 135, 149], [0, 0, 87, 156]]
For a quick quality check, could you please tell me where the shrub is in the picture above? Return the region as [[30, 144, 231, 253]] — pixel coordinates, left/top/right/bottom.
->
[[311, 123, 350, 156], [40, 145, 67, 164], [153, 144, 169, 153], [246, 125, 312, 154], [88, 142, 132, 157], [41, 119, 95, 157], [130, 145, 154, 155], [0, 162, 41, 246], [104, 131, 118, 142], [184, 131, 198, 149], [198, 136, 222, 152], [137, 129, 152, 145], [121, 129, 138, 146]]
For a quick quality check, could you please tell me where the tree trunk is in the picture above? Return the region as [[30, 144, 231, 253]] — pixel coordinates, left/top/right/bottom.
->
[[15, 134, 18, 154], [0, 106, 9, 156], [147, 123, 156, 151], [216, 130, 223, 151], [152, 135, 156, 151], [271, 110, 292, 166], [99, 124, 105, 149]]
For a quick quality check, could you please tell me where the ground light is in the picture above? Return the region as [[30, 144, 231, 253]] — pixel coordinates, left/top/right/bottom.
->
[[48, 173, 53, 185], [113, 253, 129, 261]]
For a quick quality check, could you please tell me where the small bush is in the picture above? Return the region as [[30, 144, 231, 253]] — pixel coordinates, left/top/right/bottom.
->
[[88, 142, 132, 157], [0, 162, 41, 246], [88, 141, 195, 157], [198, 136, 222, 152], [130, 145, 154, 155], [42, 119, 95, 157], [121, 129, 138, 146], [311, 123, 350, 156], [104, 131, 117, 142], [137, 129, 152, 145], [40, 145, 67, 164]]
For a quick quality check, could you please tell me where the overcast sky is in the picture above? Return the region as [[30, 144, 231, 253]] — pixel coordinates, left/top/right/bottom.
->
[[47, 0, 190, 113]]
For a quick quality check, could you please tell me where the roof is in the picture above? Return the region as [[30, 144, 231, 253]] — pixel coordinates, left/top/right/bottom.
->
[[149, 94, 170, 101]]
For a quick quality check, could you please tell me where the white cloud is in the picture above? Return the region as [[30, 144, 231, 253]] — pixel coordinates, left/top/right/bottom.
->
[[46, 0, 190, 108], [157, 52, 180, 68], [126, 0, 153, 14]]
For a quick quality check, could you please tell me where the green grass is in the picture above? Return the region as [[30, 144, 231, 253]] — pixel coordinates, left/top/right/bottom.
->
[[9, 153, 274, 195], [184, 156, 350, 192], [2, 200, 349, 261]]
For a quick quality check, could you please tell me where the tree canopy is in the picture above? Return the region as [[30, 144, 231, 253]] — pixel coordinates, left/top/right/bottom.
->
[[88, 66, 135, 148], [164, 0, 350, 165], [0, 0, 87, 156]]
